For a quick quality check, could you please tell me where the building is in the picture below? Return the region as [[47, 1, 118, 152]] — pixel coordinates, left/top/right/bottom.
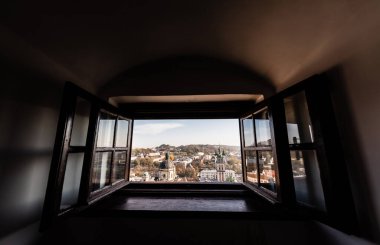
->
[[203, 155, 213, 161], [200, 169, 236, 182], [1, 1, 380, 245], [198, 148, 237, 182], [148, 152, 160, 157], [200, 169, 217, 182], [158, 152, 177, 181], [215, 147, 227, 182]]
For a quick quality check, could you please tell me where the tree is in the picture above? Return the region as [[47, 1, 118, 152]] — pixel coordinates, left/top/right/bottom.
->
[[176, 165, 186, 177], [233, 164, 242, 174], [133, 158, 141, 167], [134, 165, 143, 176], [140, 157, 154, 167], [185, 167, 196, 178], [226, 176, 235, 182]]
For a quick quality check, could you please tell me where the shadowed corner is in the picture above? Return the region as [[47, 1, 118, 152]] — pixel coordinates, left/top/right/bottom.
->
[[326, 66, 380, 242]]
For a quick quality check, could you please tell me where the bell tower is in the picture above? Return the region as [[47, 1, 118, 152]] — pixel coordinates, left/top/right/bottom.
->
[[215, 147, 226, 182]]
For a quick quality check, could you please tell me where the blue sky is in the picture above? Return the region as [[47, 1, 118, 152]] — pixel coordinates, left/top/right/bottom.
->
[[132, 119, 241, 148]]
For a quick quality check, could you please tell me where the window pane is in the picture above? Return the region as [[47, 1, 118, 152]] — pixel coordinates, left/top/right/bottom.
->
[[284, 92, 314, 144], [60, 153, 84, 210], [245, 150, 257, 184], [112, 151, 126, 183], [291, 150, 326, 211], [258, 151, 276, 193], [243, 116, 255, 147], [96, 113, 116, 147], [255, 108, 272, 146], [115, 119, 129, 147], [70, 98, 91, 146], [91, 152, 112, 191]]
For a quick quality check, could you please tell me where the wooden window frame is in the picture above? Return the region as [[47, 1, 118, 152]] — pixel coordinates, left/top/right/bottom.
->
[[240, 104, 280, 202], [88, 110, 133, 202], [40, 82, 133, 230], [41, 75, 358, 235]]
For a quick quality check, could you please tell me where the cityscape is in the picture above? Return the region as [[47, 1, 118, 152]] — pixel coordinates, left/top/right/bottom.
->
[[129, 144, 243, 183]]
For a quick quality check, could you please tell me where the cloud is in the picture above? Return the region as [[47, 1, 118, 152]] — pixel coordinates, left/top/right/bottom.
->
[[134, 123, 183, 135]]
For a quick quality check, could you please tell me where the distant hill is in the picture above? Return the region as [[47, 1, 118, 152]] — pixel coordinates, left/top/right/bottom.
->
[[155, 144, 240, 154]]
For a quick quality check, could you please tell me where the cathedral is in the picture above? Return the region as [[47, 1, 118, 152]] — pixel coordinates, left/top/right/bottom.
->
[[215, 148, 227, 182], [158, 152, 177, 181]]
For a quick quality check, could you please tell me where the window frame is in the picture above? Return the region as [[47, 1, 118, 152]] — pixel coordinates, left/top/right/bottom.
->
[[283, 91, 326, 211], [270, 76, 358, 233], [42, 76, 358, 235], [88, 110, 133, 202], [40, 82, 133, 230], [240, 104, 280, 200]]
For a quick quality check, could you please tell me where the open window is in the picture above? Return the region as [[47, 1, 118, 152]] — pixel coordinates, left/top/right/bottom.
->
[[41, 83, 132, 229], [41, 76, 358, 235], [240, 106, 278, 197], [90, 111, 132, 200], [284, 91, 326, 211]]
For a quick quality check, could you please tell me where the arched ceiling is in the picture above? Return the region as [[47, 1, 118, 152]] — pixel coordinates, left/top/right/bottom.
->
[[101, 56, 275, 100], [1, 0, 380, 97]]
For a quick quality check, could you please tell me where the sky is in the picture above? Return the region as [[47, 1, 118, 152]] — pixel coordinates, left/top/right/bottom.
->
[[132, 119, 241, 148]]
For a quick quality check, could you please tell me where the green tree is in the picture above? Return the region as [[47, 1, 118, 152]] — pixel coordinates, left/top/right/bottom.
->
[[176, 165, 186, 177], [185, 167, 196, 178], [226, 176, 235, 182]]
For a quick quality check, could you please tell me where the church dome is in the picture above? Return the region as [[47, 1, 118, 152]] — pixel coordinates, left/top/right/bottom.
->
[[159, 160, 174, 169], [159, 152, 174, 169], [159, 160, 168, 169]]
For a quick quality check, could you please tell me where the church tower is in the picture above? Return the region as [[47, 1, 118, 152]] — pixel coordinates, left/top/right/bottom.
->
[[158, 152, 176, 181], [215, 147, 226, 182]]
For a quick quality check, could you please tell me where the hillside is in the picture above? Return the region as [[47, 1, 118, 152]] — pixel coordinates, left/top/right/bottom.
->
[[133, 144, 240, 156]]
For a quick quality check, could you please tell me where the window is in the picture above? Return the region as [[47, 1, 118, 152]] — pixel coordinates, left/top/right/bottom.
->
[[241, 107, 277, 194], [284, 91, 326, 211], [91, 112, 131, 193], [60, 97, 91, 211], [42, 78, 357, 234], [129, 119, 242, 183]]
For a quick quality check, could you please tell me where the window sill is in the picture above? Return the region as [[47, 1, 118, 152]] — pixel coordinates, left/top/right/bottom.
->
[[77, 182, 294, 221]]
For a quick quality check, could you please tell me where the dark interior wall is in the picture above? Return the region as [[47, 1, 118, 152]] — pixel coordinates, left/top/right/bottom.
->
[[0, 61, 64, 242], [327, 39, 380, 243]]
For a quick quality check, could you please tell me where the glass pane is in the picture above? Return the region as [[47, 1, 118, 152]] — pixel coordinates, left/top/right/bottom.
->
[[60, 153, 84, 210], [243, 116, 255, 147], [258, 151, 276, 193], [112, 151, 127, 183], [255, 108, 271, 146], [91, 151, 112, 191], [70, 98, 91, 146], [284, 92, 314, 144], [291, 150, 326, 211], [245, 150, 258, 184], [115, 119, 129, 147], [96, 113, 116, 147]]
